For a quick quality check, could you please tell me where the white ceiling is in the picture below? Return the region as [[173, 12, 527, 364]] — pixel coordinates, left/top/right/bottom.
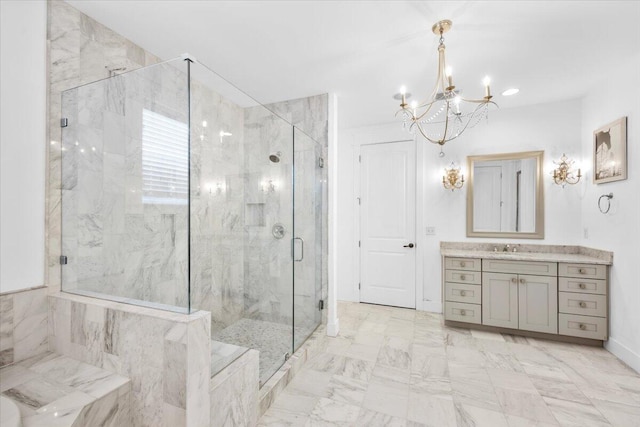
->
[[65, 1, 640, 130]]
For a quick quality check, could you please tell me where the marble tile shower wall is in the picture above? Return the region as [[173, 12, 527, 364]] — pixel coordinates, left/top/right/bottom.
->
[[189, 78, 246, 332], [0, 288, 48, 367], [48, 0, 328, 328], [48, 0, 163, 293], [243, 95, 328, 328], [242, 106, 295, 323], [269, 95, 329, 329], [61, 60, 190, 308]]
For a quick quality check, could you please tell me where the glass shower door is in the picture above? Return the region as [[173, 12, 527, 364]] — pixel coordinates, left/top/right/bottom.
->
[[293, 127, 323, 351]]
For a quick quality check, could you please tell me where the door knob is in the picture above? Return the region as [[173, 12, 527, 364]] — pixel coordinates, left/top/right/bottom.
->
[[403, 243, 414, 248]]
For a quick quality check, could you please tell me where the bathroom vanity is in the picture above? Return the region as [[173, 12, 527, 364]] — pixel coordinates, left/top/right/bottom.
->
[[441, 243, 613, 344]]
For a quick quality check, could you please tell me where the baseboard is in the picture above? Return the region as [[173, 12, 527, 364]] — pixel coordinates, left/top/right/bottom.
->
[[326, 319, 340, 337], [420, 300, 442, 314], [605, 337, 640, 374]]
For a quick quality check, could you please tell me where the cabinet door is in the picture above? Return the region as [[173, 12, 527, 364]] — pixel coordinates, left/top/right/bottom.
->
[[518, 274, 558, 334], [482, 272, 518, 329]]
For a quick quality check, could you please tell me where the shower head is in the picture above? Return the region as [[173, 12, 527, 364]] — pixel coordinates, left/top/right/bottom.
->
[[269, 152, 282, 163]]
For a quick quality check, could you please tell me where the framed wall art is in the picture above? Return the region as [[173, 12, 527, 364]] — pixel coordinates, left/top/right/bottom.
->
[[594, 116, 627, 184]]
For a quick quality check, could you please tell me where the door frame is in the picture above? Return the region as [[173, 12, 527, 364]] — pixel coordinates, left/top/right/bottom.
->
[[354, 138, 424, 309]]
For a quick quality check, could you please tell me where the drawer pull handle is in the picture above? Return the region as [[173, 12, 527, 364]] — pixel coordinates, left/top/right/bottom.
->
[[579, 283, 586, 289], [460, 261, 466, 267], [579, 301, 587, 308], [511, 277, 517, 283], [579, 268, 586, 274], [519, 278, 526, 284], [460, 274, 466, 280], [460, 290, 466, 297], [579, 323, 586, 330], [460, 309, 466, 316]]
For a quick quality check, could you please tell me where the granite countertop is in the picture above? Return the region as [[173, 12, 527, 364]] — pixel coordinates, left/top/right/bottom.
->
[[440, 243, 613, 265]]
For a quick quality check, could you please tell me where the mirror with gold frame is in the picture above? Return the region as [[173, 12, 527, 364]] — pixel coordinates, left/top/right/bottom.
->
[[467, 151, 544, 239]]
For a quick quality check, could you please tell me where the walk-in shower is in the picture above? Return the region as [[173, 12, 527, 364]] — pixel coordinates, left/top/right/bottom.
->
[[59, 56, 325, 385]]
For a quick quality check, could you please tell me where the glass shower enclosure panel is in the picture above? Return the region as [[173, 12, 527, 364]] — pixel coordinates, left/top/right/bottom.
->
[[293, 127, 323, 351], [188, 61, 294, 386], [59, 55, 323, 387], [60, 59, 191, 312]]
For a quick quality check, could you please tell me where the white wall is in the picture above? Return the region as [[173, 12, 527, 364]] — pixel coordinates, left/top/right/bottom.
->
[[580, 53, 640, 372], [0, 0, 48, 293], [337, 98, 584, 310]]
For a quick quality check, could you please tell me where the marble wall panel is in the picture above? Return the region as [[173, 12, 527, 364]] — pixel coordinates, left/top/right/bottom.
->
[[48, 292, 211, 427], [0, 287, 49, 367], [48, 0, 163, 293], [209, 348, 259, 427], [188, 76, 246, 332], [242, 94, 328, 332]]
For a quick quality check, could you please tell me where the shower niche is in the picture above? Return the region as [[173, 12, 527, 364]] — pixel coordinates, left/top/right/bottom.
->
[[59, 56, 326, 386]]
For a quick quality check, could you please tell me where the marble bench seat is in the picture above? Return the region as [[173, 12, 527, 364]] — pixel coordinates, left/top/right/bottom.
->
[[0, 352, 131, 427]]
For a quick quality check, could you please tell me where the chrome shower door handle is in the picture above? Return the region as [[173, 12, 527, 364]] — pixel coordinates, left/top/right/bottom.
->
[[293, 237, 304, 262]]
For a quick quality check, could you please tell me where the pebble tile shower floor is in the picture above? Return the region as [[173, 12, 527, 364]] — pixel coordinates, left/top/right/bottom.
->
[[258, 301, 640, 426], [213, 318, 307, 386]]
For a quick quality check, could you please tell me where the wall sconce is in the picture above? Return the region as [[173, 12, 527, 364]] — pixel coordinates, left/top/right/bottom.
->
[[261, 179, 276, 193], [199, 120, 208, 141], [552, 153, 581, 187], [443, 162, 464, 191], [209, 182, 225, 196]]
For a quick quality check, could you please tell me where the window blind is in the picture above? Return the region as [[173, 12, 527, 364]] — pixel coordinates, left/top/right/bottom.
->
[[141, 109, 188, 205]]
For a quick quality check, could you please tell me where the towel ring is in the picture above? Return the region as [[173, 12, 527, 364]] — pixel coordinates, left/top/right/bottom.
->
[[598, 193, 613, 214]]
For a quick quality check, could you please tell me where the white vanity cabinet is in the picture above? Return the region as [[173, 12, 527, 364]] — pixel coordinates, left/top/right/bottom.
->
[[482, 260, 557, 334], [558, 263, 608, 340], [443, 257, 482, 324], [443, 254, 609, 343]]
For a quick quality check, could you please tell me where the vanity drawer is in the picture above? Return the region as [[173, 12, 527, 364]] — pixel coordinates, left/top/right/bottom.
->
[[445, 301, 481, 324], [559, 263, 606, 280], [559, 313, 607, 340], [559, 277, 607, 295], [559, 292, 607, 317], [444, 257, 481, 271], [445, 269, 481, 285], [445, 282, 481, 304], [482, 259, 557, 276]]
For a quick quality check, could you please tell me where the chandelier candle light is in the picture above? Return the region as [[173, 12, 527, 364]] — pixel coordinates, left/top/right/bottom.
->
[[443, 162, 464, 191], [552, 154, 582, 187], [396, 20, 497, 146]]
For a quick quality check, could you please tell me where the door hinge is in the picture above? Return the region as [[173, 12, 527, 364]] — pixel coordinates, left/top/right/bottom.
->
[[60, 255, 68, 265], [358, 241, 361, 247], [318, 299, 324, 310], [358, 283, 361, 290], [60, 118, 68, 128], [358, 155, 361, 163], [357, 197, 361, 205], [318, 157, 325, 168]]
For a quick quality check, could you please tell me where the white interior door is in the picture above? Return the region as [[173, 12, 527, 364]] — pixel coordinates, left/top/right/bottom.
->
[[360, 140, 416, 308]]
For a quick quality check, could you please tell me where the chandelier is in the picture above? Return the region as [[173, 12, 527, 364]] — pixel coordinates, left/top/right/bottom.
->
[[396, 20, 497, 147], [552, 154, 582, 187]]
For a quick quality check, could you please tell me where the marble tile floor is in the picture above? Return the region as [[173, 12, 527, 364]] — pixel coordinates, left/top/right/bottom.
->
[[213, 318, 308, 386], [0, 351, 130, 426], [258, 301, 640, 426]]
